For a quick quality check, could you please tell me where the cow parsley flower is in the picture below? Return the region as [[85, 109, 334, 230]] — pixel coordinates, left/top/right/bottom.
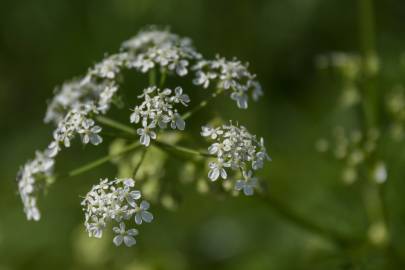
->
[[235, 170, 258, 196], [78, 119, 103, 145], [113, 222, 138, 247], [202, 122, 270, 194], [52, 108, 103, 149], [123, 28, 201, 77], [82, 178, 153, 247], [193, 56, 263, 109], [16, 151, 55, 221], [134, 201, 154, 225], [130, 86, 190, 146], [89, 53, 128, 80]]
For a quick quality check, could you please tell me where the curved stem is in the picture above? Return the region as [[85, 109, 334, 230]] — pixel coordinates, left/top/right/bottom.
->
[[260, 193, 364, 247], [182, 89, 223, 120], [59, 141, 141, 179], [96, 115, 136, 135], [132, 148, 147, 179]]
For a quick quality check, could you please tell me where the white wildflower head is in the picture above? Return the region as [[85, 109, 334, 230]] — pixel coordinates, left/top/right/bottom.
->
[[130, 86, 189, 146], [16, 151, 54, 221], [81, 178, 153, 247], [201, 121, 270, 195], [193, 56, 263, 109], [17, 25, 267, 242], [123, 27, 201, 76]]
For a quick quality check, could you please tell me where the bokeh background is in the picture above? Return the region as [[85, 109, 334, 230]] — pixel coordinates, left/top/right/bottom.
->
[[1, 0, 405, 269]]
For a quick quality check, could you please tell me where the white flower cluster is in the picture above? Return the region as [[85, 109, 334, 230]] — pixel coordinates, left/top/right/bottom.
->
[[16, 151, 54, 221], [192, 56, 263, 109], [82, 178, 153, 247], [130, 86, 190, 146], [17, 26, 265, 223], [201, 122, 270, 195], [316, 127, 386, 184], [123, 27, 201, 76]]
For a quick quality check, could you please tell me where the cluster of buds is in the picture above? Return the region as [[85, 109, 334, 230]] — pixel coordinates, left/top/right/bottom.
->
[[316, 127, 386, 184]]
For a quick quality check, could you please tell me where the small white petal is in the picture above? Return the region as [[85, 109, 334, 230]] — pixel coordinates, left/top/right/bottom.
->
[[124, 236, 136, 247], [113, 235, 123, 246], [141, 211, 154, 223]]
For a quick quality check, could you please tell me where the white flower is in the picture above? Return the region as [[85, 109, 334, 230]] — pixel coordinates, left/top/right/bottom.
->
[[235, 170, 258, 196], [134, 201, 154, 224], [192, 56, 262, 109], [201, 126, 223, 140], [137, 124, 157, 146], [169, 112, 185, 130], [208, 159, 230, 181], [202, 122, 270, 188], [90, 53, 126, 79], [113, 222, 138, 247], [193, 70, 217, 88], [170, 87, 190, 106], [130, 106, 142, 124], [82, 178, 153, 247], [88, 216, 106, 238], [16, 150, 55, 221], [130, 86, 189, 146], [78, 119, 103, 145], [123, 28, 201, 76]]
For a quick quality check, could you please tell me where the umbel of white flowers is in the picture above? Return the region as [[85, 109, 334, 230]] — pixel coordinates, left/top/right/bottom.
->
[[201, 122, 270, 195], [82, 178, 153, 247], [16, 26, 267, 247], [130, 86, 189, 146]]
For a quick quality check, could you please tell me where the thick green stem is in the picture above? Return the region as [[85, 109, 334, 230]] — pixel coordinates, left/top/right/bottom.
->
[[358, 0, 378, 128], [358, 0, 390, 248]]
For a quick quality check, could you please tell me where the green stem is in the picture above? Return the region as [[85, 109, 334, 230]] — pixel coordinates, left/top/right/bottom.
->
[[358, 0, 378, 128], [149, 68, 157, 85], [358, 0, 390, 249], [63, 141, 141, 178], [153, 140, 210, 158], [132, 148, 147, 179], [160, 69, 167, 88], [182, 89, 223, 120], [260, 194, 363, 247], [96, 115, 136, 135], [97, 116, 210, 159]]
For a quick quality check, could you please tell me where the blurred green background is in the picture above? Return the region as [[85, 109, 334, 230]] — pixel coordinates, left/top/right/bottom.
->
[[1, 0, 405, 269]]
